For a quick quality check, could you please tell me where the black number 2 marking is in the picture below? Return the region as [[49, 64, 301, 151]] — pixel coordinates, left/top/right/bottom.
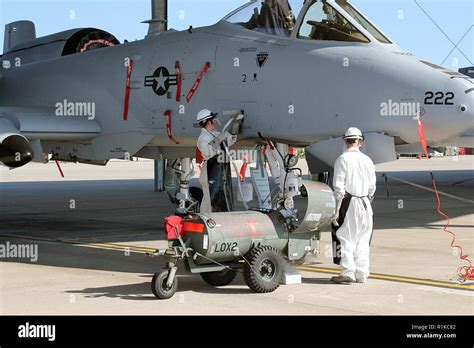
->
[[434, 92, 444, 105], [424, 91, 455, 105], [444, 92, 454, 105], [424, 91, 434, 104]]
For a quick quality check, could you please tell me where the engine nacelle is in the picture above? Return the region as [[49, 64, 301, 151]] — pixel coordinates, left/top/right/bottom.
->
[[2, 21, 120, 65], [0, 118, 33, 168]]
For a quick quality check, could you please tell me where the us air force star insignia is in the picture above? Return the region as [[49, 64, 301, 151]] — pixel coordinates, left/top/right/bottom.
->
[[144, 66, 178, 96]]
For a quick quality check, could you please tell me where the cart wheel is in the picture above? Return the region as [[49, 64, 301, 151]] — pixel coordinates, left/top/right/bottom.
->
[[200, 268, 238, 286], [151, 269, 178, 299], [243, 245, 284, 293]]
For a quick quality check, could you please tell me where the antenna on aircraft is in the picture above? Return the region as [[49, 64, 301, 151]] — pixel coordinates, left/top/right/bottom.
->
[[143, 0, 168, 37]]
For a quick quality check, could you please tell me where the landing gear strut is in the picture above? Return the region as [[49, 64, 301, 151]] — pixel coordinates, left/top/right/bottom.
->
[[164, 157, 200, 214]]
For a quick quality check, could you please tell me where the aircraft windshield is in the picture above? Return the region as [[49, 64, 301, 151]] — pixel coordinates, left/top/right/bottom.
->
[[223, 0, 304, 37], [297, 0, 369, 43], [335, 0, 392, 43]]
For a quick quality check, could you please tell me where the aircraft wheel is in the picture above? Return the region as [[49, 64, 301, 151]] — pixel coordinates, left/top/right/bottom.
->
[[151, 269, 178, 299], [200, 268, 238, 286], [243, 245, 284, 293]]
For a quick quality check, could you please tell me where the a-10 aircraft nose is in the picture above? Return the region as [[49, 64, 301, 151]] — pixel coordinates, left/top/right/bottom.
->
[[423, 76, 474, 145], [377, 58, 473, 145], [455, 79, 474, 117], [409, 65, 474, 144], [445, 77, 473, 128]]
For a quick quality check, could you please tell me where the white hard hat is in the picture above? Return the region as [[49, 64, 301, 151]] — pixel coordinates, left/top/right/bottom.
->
[[196, 109, 217, 123], [343, 127, 364, 140]]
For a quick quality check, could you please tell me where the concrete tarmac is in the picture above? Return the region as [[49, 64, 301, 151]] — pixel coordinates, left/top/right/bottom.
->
[[0, 156, 473, 314]]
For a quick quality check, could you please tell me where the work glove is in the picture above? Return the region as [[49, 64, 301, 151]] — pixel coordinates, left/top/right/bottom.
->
[[210, 131, 228, 149], [331, 196, 343, 227], [229, 114, 244, 135]]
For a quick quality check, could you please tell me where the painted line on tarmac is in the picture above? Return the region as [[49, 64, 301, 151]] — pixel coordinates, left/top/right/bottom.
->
[[62, 231, 156, 241], [299, 266, 474, 291], [382, 174, 474, 204], [0, 233, 156, 254], [76, 242, 156, 253], [3, 233, 472, 291]]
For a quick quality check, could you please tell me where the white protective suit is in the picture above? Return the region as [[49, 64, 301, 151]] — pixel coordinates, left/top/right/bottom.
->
[[333, 147, 376, 281], [197, 128, 237, 213]]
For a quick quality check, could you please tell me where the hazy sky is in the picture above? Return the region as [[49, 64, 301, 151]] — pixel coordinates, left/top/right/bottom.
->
[[1, 0, 473, 69]]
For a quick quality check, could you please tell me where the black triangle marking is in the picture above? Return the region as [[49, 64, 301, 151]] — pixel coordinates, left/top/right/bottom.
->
[[256, 52, 269, 68]]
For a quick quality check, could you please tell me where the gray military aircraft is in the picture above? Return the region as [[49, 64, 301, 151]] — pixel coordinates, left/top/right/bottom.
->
[[1, 0, 473, 175]]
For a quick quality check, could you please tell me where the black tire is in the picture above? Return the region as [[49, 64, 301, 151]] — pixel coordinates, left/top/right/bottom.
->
[[151, 269, 178, 299], [243, 245, 284, 293], [200, 268, 238, 286]]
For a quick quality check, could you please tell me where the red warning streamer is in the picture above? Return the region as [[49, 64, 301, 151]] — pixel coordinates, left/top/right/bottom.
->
[[416, 119, 429, 158], [123, 59, 134, 121], [175, 61, 182, 103], [417, 119, 474, 280], [55, 160, 65, 178], [164, 110, 180, 144], [239, 155, 248, 182], [186, 62, 210, 103]]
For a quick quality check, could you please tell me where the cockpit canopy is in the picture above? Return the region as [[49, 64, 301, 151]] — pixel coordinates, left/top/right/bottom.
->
[[224, 0, 301, 36], [223, 0, 392, 44]]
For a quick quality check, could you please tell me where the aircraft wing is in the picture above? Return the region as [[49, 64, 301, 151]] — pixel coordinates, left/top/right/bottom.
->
[[0, 107, 101, 167], [305, 132, 398, 173], [0, 107, 101, 140]]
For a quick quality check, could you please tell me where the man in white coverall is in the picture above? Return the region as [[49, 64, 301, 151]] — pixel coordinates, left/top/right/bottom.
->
[[196, 109, 243, 213], [330, 127, 376, 284]]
